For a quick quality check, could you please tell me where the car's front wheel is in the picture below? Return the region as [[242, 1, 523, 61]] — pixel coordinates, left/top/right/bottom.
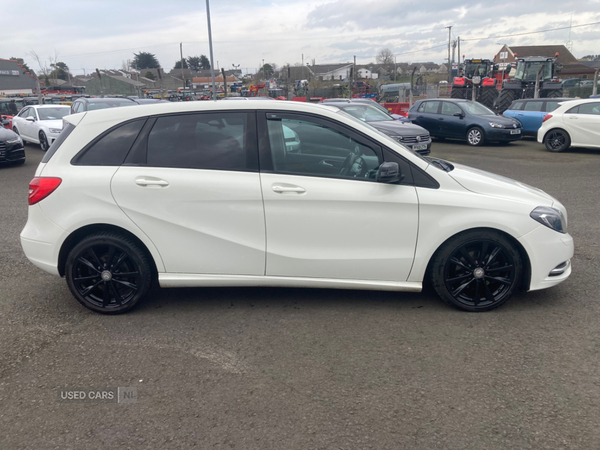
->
[[466, 127, 485, 146], [39, 131, 49, 151], [430, 230, 522, 312], [544, 129, 570, 152], [65, 232, 153, 314]]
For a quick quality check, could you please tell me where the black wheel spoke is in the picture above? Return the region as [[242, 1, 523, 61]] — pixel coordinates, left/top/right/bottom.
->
[[112, 252, 128, 271], [486, 264, 513, 272], [483, 281, 496, 301], [74, 274, 100, 281], [102, 284, 110, 306], [479, 241, 489, 265], [452, 278, 475, 297], [109, 282, 123, 305], [485, 275, 512, 285], [113, 279, 138, 290], [459, 247, 477, 268], [473, 281, 481, 305], [447, 273, 472, 283], [81, 279, 103, 296], [77, 257, 100, 273], [113, 271, 139, 278], [88, 247, 103, 269], [450, 257, 472, 271], [484, 247, 501, 269]]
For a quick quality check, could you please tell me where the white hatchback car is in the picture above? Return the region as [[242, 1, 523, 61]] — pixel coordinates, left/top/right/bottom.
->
[[21, 101, 574, 314], [11, 105, 71, 151], [538, 98, 600, 152]]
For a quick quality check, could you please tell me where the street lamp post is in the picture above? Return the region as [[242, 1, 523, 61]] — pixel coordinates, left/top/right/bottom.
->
[[205, 0, 217, 100]]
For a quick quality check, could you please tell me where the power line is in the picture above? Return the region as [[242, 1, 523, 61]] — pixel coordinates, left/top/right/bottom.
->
[[461, 20, 600, 41]]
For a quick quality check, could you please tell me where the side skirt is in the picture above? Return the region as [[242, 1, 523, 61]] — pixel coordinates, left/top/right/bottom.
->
[[159, 273, 422, 292]]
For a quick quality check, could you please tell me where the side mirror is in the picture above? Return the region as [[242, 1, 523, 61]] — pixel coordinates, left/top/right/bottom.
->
[[504, 66, 512, 75], [453, 112, 464, 118], [377, 161, 403, 184], [26, 117, 35, 122]]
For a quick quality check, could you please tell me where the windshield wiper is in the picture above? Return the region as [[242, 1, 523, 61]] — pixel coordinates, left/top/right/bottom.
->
[[425, 157, 454, 172]]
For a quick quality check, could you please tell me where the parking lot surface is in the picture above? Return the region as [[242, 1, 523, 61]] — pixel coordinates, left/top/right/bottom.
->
[[1, 138, 599, 449]]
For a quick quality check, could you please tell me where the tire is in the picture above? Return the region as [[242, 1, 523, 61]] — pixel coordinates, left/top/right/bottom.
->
[[494, 88, 518, 114], [65, 232, 153, 314], [466, 126, 485, 146], [430, 230, 522, 312], [543, 129, 570, 152], [451, 86, 467, 99], [39, 131, 49, 152], [478, 87, 498, 110], [540, 89, 563, 98]]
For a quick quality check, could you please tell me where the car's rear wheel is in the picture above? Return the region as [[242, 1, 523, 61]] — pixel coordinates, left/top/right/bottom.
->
[[65, 232, 153, 314], [466, 126, 485, 146], [544, 129, 570, 152], [431, 230, 522, 312], [39, 131, 49, 151]]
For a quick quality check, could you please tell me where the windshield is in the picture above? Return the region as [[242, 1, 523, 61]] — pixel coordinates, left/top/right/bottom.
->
[[37, 107, 70, 120], [337, 104, 394, 122], [460, 101, 495, 115], [516, 61, 553, 81], [464, 62, 490, 78]]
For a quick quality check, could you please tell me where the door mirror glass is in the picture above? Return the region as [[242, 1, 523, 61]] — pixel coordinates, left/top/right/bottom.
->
[[377, 161, 403, 184]]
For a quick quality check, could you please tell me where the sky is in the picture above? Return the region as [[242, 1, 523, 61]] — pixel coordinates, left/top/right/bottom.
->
[[4, 0, 600, 76]]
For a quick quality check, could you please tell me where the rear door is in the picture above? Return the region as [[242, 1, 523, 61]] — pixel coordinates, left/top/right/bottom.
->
[[565, 102, 600, 146], [517, 101, 546, 134], [412, 101, 441, 136], [111, 111, 266, 275]]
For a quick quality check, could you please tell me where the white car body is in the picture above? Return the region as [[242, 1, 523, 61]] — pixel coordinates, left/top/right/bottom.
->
[[538, 98, 600, 150], [21, 100, 573, 313], [11, 105, 70, 150]]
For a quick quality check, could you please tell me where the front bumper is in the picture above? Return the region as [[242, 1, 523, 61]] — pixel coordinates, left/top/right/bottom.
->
[[486, 128, 523, 142], [518, 224, 574, 291], [0, 144, 25, 163]]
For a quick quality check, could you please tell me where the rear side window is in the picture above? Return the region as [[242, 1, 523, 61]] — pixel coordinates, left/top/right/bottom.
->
[[545, 101, 562, 112], [42, 123, 76, 163], [72, 119, 146, 166], [146, 112, 256, 171], [510, 101, 524, 111], [418, 101, 440, 113], [523, 102, 543, 112], [566, 106, 579, 114]]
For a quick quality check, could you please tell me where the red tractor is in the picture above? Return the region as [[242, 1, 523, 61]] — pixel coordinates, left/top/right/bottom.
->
[[451, 59, 508, 109]]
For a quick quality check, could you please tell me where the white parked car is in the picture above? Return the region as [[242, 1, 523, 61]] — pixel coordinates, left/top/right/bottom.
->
[[11, 105, 71, 151], [21, 100, 573, 314], [538, 98, 600, 152]]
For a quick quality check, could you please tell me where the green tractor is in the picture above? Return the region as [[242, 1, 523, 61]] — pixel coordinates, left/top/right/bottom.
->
[[494, 55, 563, 114], [451, 59, 503, 109]]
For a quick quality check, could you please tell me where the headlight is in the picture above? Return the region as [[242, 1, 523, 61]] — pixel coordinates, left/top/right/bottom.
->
[[489, 122, 504, 128], [49, 128, 62, 134], [7, 137, 22, 145], [530, 206, 567, 233]]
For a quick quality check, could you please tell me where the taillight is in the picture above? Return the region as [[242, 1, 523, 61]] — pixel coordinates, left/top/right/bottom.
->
[[542, 114, 552, 123], [28, 177, 62, 205]]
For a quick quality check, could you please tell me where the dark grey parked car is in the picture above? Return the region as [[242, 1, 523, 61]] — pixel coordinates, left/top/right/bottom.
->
[[0, 124, 25, 165], [330, 102, 431, 155]]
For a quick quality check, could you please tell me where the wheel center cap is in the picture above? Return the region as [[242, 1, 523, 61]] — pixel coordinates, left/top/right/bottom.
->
[[473, 268, 485, 279], [101, 270, 112, 282]]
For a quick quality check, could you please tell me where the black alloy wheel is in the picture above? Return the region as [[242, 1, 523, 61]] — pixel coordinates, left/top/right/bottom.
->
[[39, 131, 49, 151], [431, 230, 522, 311], [466, 127, 485, 146], [544, 129, 570, 152], [65, 232, 152, 314]]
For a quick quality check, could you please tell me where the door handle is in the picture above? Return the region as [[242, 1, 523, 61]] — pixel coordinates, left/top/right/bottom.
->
[[568, 116, 578, 120], [517, 113, 524, 116], [272, 185, 306, 194], [135, 177, 169, 187]]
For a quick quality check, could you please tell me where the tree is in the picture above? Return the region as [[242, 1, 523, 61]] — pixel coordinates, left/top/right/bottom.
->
[[132, 52, 160, 70], [144, 71, 156, 80], [174, 59, 188, 69], [49, 62, 71, 81], [10, 57, 31, 73], [376, 48, 395, 77], [260, 63, 274, 79], [581, 54, 600, 61], [186, 55, 210, 72]]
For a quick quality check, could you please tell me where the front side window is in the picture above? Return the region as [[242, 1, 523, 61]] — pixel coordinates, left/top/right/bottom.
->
[[18, 107, 29, 117], [266, 117, 380, 180], [147, 112, 254, 171], [441, 102, 463, 116]]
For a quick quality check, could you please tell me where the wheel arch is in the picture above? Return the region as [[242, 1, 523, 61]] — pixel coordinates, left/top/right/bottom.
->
[[424, 226, 532, 291], [58, 223, 159, 279]]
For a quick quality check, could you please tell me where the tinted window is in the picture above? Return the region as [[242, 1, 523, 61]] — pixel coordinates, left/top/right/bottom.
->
[[565, 105, 579, 114], [511, 101, 524, 111], [42, 123, 76, 163], [578, 103, 600, 115], [266, 117, 380, 180], [147, 112, 252, 171], [418, 101, 440, 114], [72, 119, 146, 166], [523, 102, 543, 112], [545, 101, 562, 112], [441, 102, 462, 116]]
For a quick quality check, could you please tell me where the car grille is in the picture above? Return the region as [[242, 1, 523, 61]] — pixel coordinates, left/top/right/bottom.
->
[[402, 135, 430, 144], [7, 149, 25, 161], [0, 142, 6, 152]]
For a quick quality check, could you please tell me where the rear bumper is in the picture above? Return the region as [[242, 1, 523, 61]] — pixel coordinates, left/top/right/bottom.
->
[[20, 204, 64, 276]]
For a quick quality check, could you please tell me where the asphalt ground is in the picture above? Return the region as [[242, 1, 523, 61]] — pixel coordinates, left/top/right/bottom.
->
[[0, 137, 599, 450]]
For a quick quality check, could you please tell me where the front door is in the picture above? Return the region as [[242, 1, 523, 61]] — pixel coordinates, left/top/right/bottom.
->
[[259, 112, 419, 282]]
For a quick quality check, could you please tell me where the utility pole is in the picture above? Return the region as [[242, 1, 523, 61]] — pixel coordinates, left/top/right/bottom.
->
[[593, 68, 599, 96], [457, 37, 461, 72], [180, 42, 185, 89], [446, 26, 452, 83], [205, 0, 217, 100]]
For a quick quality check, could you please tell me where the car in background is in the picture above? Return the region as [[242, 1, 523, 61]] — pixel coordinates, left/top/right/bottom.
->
[[20, 100, 573, 314], [538, 98, 600, 152], [11, 105, 71, 151], [70, 97, 138, 114], [329, 101, 431, 155], [0, 123, 25, 165], [321, 98, 410, 122], [561, 78, 582, 89], [0, 98, 27, 130], [409, 99, 522, 146], [503, 98, 574, 136]]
